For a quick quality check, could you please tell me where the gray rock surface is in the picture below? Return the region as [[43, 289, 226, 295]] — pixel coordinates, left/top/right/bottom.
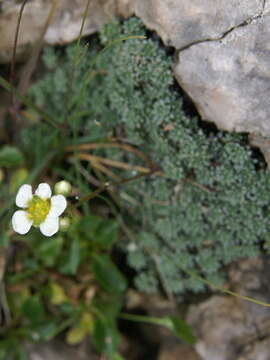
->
[[174, 9, 270, 134], [118, 0, 263, 49], [118, 0, 270, 150], [187, 257, 270, 360], [158, 342, 201, 360], [0, 0, 114, 63], [26, 339, 99, 360]]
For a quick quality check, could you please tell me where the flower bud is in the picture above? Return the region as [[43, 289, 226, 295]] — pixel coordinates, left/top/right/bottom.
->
[[54, 180, 72, 197]]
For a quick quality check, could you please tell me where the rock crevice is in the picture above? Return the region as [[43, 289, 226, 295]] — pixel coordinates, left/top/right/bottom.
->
[[177, 0, 266, 53], [173, 0, 270, 138], [117, 0, 270, 143]]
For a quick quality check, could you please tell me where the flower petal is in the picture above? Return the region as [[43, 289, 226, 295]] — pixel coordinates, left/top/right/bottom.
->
[[48, 195, 67, 217], [35, 183, 52, 199], [40, 216, 59, 237], [16, 184, 32, 208], [12, 210, 33, 235]]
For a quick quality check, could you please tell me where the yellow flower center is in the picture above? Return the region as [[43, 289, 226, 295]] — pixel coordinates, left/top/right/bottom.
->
[[27, 195, 51, 226]]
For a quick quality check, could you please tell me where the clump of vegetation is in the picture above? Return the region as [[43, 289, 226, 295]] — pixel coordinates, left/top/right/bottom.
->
[[0, 16, 200, 359], [30, 17, 270, 297], [1, 10, 270, 358]]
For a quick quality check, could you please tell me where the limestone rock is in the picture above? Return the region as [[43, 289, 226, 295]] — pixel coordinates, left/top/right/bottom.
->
[[26, 338, 99, 360], [158, 342, 201, 360], [249, 134, 270, 165], [238, 339, 270, 360], [0, 0, 114, 63], [187, 256, 270, 360], [117, 0, 262, 49], [117, 0, 270, 153], [174, 11, 270, 135]]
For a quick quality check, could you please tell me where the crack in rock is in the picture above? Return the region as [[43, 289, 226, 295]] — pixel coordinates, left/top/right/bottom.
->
[[262, 0, 266, 12], [178, 1, 266, 52], [174, 1, 270, 144], [117, 0, 270, 160]]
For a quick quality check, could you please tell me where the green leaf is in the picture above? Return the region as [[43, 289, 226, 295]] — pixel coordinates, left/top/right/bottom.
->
[[14, 343, 28, 360], [66, 325, 87, 345], [96, 220, 118, 249], [79, 215, 118, 249], [66, 312, 95, 345], [22, 295, 45, 324], [60, 235, 81, 275], [49, 282, 68, 305], [9, 168, 29, 192], [34, 322, 59, 341], [92, 314, 120, 356], [69, 235, 81, 274], [95, 296, 123, 320], [164, 315, 196, 345], [80, 215, 103, 237], [0, 146, 24, 167], [0, 233, 9, 247], [92, 254, 127, 294], [112, 353, 125, 360], [120, 313, 196, 345], [37, 236, 63, 267]]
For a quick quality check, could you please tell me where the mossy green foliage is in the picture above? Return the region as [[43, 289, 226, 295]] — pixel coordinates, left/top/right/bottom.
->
[[29, 18, 270, 295]]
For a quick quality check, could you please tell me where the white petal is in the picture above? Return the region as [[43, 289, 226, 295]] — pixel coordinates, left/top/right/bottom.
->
[[40, 216, 59, 237], [16, 184, 33, 208], [35, 183, 52, 199], [12, 210, 33, 235], [48, 195, 67, 217]]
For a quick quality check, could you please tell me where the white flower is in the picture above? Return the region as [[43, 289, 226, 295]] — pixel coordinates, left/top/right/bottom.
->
[[12, 183, 67, 237]]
